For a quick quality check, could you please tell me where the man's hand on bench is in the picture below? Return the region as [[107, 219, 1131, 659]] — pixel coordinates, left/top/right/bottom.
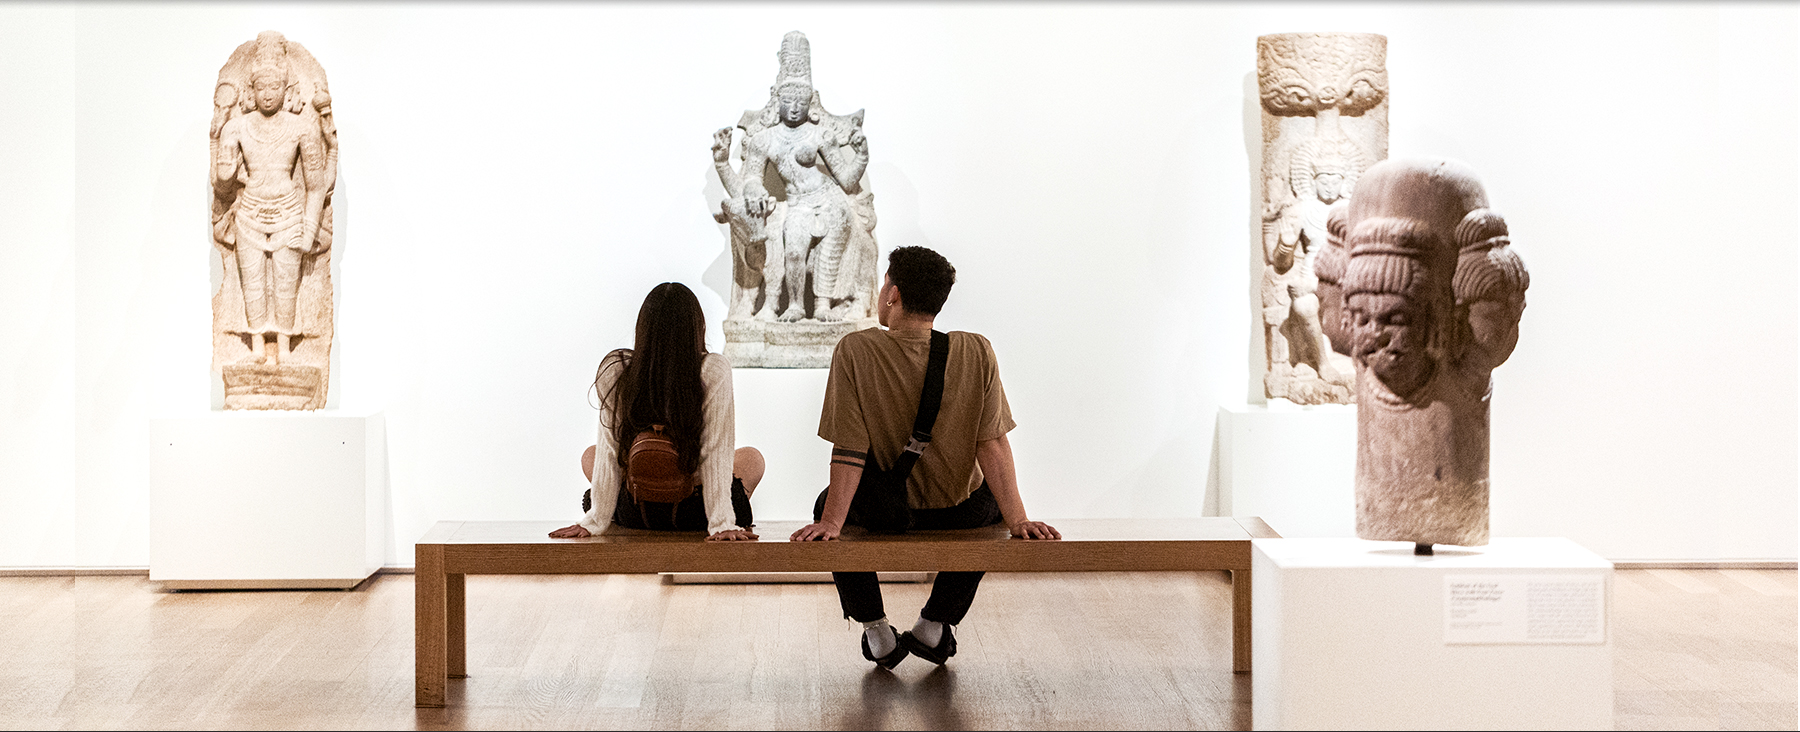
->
[[548, 524, 591, 539], [706, 529, 760, 542], [790, 521, 842, 542], [1010, 521, 1062, 540]]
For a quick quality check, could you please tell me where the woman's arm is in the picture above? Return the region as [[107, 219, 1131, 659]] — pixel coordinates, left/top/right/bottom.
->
[[697, 354, 743, 537], [579, 357, 627, 535]]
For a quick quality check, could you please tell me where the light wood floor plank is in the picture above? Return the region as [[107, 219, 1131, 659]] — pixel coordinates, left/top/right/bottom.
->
[[0, 570, 1789, 730]]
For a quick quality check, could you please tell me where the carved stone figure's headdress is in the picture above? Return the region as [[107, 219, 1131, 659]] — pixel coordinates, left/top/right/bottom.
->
[[1451, 210, 1529, 305], [1343, 218, 1432, 300], [1290, 133, 1366, 199], [249, 31, 290, 85], [773, 31, 813, 95]]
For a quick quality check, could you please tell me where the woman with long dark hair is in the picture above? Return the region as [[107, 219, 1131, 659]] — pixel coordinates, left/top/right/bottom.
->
[[549, 283, 763, 541]]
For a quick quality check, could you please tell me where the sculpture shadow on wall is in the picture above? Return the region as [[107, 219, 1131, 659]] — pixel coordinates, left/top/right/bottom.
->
[[1241, 71, 1265, 405]]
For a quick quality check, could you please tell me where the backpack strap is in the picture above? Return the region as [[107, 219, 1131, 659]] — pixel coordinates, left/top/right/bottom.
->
[[895, 330, 950, 469]]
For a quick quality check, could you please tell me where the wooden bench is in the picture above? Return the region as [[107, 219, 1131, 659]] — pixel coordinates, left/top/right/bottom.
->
[[414, 517, 1281, 707]]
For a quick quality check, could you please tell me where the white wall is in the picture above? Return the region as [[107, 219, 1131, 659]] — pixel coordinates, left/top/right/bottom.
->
[[0, 2, 1793, 566]]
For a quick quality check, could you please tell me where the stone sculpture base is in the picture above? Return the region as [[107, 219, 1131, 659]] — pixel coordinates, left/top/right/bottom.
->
[[724, 318, 877, 369], [1265, 359, 1354, 405], [222, 363, 324, 410]]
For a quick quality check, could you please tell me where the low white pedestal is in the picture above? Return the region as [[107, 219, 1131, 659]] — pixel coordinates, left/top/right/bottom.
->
[[1252, 538, 1613, 731], [150, 411, 387, 589], [1217, 404, 1355, 537]]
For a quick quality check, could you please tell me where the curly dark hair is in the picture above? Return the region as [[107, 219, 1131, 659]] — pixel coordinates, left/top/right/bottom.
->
[[887, 246, 956, 315]]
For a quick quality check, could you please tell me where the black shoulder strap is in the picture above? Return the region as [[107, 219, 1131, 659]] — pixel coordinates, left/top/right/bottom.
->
[[903, 330, 951, 457]]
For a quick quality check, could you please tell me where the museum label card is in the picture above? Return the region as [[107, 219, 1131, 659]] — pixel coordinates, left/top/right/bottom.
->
[[1443, 574, 1605, 644]]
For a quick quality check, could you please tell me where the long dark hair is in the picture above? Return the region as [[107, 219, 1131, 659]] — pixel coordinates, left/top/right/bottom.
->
[[597, 283, 707, 474]]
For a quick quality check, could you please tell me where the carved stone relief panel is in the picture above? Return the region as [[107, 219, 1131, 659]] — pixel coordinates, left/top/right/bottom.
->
[[1256, 32, 1388, 404], [210, 31, 338, 409], [712, 31, 879, 368], [1316, 158, 1530, 548]]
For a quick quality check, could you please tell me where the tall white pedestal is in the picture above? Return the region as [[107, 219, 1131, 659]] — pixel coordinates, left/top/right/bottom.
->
[[1217, 404, 1355, 537], [150, 411, 387, 589], [1252, 538, 1613, 731]]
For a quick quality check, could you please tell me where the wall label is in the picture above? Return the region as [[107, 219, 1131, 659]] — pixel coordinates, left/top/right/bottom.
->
[[1444, 574, 1605, 644]]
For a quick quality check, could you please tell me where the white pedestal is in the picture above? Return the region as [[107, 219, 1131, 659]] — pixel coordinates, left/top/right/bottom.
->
[[1218, 403, 1355, 537], [1252, 538, 1613, 731], [150, 411, 387, 589]]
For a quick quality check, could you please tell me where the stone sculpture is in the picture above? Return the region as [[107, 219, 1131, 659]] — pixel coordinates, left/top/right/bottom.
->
[[210, 31, 338, 410], [1256, 33, 1388, 405], [712, 31, 878, 368], [1315, 158, 1529, 550]]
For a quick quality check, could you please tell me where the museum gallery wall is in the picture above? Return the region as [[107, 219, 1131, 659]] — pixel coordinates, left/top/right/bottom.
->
[[0, 3, 1793, 567]]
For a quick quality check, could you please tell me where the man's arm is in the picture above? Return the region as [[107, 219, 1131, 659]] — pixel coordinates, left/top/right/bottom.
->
[[976, 434, 1060, 540], [791, 447, 867, 541]]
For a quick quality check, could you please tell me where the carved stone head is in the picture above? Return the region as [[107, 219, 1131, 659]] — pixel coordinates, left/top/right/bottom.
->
[[1338, 159, 1509, 401], [771, 31, 816, 127], [248, 31, 290, 116]]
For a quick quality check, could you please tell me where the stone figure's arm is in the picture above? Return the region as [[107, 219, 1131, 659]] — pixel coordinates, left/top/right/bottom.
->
[[211, 122, 243, 192], [740, 136, 773, 217], [297, 128, 330, 252], [711, 127, 742, 193], [821, 127, 869, 192]]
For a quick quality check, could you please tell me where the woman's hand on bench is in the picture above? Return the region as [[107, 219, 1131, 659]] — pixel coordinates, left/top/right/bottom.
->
[[548, 524, 592, 539], [705, 529, 759, 542], [790, 521, 842, 542], [1010, 520, 1062, 540]]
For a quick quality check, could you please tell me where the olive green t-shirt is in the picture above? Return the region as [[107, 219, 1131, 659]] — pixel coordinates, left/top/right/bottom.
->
[[818, 327, 1015, 510]]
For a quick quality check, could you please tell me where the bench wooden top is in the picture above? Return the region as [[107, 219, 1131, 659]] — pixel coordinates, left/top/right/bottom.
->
[[417, 518, 1278, 574]]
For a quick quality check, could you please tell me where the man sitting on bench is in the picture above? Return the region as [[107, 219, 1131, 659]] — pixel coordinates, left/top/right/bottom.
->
[[791, 246, 1060, 670]]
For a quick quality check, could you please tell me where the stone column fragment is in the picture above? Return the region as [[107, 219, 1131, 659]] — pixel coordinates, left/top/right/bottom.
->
[[1317, 158, 1530, 547], [1256, 33, 1388, 405]]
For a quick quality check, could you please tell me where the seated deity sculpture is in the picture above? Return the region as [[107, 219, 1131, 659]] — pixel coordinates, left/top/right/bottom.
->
[[712, 31, 879, 368]]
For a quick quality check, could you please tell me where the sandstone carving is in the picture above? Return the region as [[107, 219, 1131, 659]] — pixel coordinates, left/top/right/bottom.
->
[[1256, 33, 1388, 405], [1316, 158, 1529, 549], [210, 31, 337, 409], [712, 31, 878, 368]]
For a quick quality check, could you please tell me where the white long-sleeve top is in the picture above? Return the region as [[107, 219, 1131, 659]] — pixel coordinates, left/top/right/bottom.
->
[[578, 352, 740, 537]]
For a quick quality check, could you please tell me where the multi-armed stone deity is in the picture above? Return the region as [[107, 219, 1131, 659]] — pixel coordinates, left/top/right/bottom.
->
[[1316, 158, 1529, 549], [1256, 33, 1388, 404], [210, 31, 338, 409], [712, 31, 879, 368]]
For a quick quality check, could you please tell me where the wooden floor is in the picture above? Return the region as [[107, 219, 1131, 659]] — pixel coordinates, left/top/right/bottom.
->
[[0, 570, 1790, 730]]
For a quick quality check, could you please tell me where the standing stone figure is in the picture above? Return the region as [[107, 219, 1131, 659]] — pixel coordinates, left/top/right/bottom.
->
[[210, 31, 338, 410], [1256, 33, 1387, 405], [1315, 158, 1529, 550], [713, 31, 879, 368]]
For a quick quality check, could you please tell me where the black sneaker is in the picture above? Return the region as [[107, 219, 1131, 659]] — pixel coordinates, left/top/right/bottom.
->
[[898, 624, 957, 665], [861, 625, 909, 670]]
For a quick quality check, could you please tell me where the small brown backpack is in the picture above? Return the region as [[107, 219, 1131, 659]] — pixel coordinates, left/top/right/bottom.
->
[[626, 425, 697, 505]]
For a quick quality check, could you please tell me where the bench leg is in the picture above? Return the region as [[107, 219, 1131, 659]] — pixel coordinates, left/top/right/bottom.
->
[[447, 572, 467, 678], [415, 545, 446, 707], [1231, 569, 1251, 674]]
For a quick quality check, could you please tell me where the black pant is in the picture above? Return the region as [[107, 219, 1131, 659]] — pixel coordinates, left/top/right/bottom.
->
[[816, 483, 1003, 624], [612, 477, 753, 531]]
